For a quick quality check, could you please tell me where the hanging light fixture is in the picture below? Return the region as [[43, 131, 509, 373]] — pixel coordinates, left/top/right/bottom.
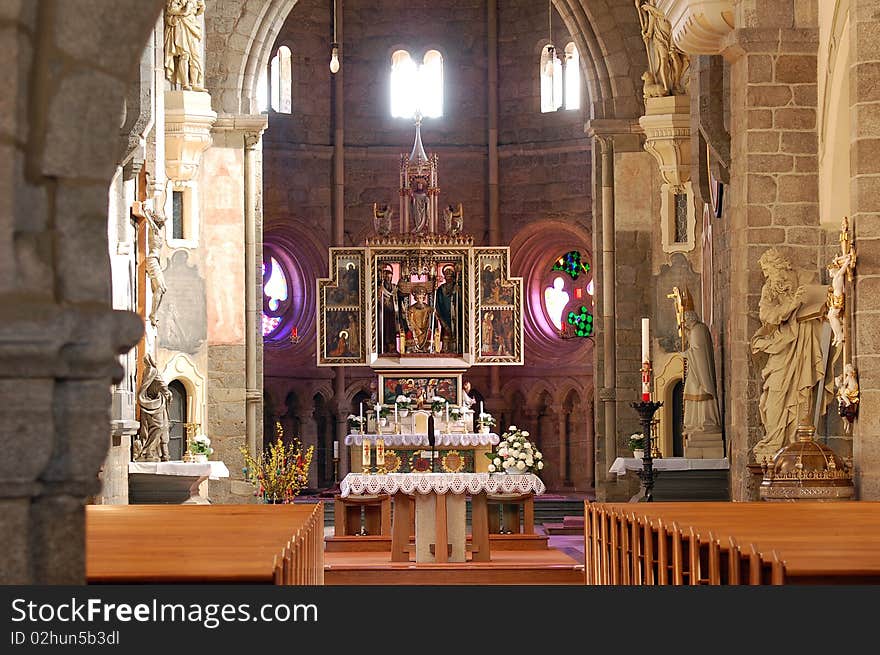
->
[[544, 0, 556, 79], [329, 0, 340, 74]]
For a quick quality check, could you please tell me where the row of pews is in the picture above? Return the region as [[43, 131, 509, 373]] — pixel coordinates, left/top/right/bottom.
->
[[86, 503, 324, 584], [585, 501, 880, 585]]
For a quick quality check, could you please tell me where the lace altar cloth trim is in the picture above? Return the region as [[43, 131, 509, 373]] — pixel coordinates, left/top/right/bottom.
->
[[344, 433, 499, 447], [341, 472, 545, 497]]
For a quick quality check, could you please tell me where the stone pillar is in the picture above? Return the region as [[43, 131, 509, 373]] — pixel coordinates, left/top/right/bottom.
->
[[295, 401, 319, 490], [850, 0, 880, 499], [334, 369, 350, 477], [721, 4, 820, 499]]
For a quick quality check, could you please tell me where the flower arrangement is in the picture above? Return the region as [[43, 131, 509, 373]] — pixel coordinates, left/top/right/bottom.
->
[[395, 395, 412, 410], [240, 437, 314, 503], [449, 405, 465, 421], [189, 433, 213, 456], [628, 432, 645, 452], [485, 425, 544, 474], [347, 414, 365, 433], [430, 396, 447, 414], [377, 403, 391, 419]]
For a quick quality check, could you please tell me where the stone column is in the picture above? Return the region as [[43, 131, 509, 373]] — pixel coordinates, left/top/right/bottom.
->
[[850, 0, 880, 499], [295, 400, 319, 490], [334, 369, 350, 476], [721, 4, 820, 499]]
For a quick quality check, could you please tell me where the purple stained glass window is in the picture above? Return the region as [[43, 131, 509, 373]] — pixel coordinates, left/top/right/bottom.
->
[[262, 255, 290, 338]]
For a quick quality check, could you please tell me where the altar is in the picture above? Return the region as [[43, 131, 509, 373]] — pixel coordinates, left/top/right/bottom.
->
[[128, 460, 230, 504], [341, 472, 545, 563], [609, 457, 730, 501], [346, 431, 499, 474]]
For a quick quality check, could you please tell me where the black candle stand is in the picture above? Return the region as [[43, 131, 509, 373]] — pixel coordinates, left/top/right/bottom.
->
[[631, 400, 663, 502]]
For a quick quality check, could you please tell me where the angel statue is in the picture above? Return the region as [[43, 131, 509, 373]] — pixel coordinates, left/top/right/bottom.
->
[[373, 203, 393, 237], [826, 250, 854, 348], [443, 203, 463, 236]]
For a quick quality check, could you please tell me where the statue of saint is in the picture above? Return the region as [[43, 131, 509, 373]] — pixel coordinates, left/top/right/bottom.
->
[[435, 265, 462, 354], [751, 249, 831, 462], [164, 0, 206, 91], [373, 203, 393, 237], [379, 266, 402, 354], [406, 286, 438, 353], [635, 0, 689, 97], [681, 307, 723, 450], [134, 354, 172, 462], [443, 203, 463, 236], [411, 178, 429, 234]]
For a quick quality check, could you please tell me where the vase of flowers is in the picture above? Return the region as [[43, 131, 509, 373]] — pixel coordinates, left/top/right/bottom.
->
[[430, 396, 447, 417], [188, 433, 213, 463], [395, 395, 412, 418], [240, 437, 314, 504], [477, 412, 496, 434], [628, 432, 645, 459], [485, 425, 544, 475], [377, 403, 390, 427], [449, 405, 465, 422], [347, 414, 364, 434]]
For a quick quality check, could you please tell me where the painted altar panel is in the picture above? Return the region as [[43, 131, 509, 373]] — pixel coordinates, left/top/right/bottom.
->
[[474, 248, 523, 365], [317, 249, 367, 366], [378, 371, 462, 406], [369, 244, 472, 366]]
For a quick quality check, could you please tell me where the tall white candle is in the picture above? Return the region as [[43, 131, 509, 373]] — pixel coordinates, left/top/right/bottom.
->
[[445, 402, 449, 423], [359, 402, 363, 429], [641, 318, 650, 363], [480, 401, 484, 416], [395, 403, 398, 423], [333, 440, 339, 459]]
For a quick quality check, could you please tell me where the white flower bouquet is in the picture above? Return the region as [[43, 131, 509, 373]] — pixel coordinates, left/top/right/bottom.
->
[[430, 396, 447, 414], [485, 425, 544, 474], [190, 434, 213, 456]]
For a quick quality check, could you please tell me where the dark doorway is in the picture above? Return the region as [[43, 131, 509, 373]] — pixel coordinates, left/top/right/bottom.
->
[[672, 380, 684, 457], [168, 380, 187, 460]]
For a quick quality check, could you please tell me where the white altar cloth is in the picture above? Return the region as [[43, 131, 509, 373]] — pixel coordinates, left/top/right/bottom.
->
[[609, 457, 729, 476], [128, 460, 230, 480], [341, 472, 545, 497], [344, 433, 499, 447]]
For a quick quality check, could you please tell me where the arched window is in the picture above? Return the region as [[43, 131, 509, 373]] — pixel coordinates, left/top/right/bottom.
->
[[542, 251, 593, 338], [390, 49, 443, 118], [564, 43, 580, 110], [541, 42, 581, 113], [262, 253, 291, 339], [258, 45, 292, 114]]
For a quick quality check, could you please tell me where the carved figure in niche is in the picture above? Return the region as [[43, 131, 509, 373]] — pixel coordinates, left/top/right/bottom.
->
[[443, 203, 463, 236], [435, 265, 463, 354], [635, 0, 689, 97], [373, 203, 393, 237], [379, 266, 403, 354], [481, 311, 494, 354], [406, 286, 439, 353], [826, 250, 854, 348], [411, 177, 429, 234], [143, 186, 168, 328], [750, 248, 831, 462], [164, 0, 206, 91], [134, 354, 172, 462], [681, 305, 722, 439]]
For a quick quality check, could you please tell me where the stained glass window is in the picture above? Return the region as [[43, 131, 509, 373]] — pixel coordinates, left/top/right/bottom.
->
[[262, 255, 290, 339], [544, 251, 593, 339]]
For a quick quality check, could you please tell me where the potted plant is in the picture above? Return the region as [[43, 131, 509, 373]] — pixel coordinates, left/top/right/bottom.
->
[[377, 403, 390, 426], [449, 405, 465, 422], [347, 414, 364, 434], [476, 412, 496, 434], [240, 437, 314, 504], [485, 425, 544, 475], [430, 396, 447, 416], [628, 432, 645, 458], [188, 433, 213, 463], [395, 395, 412, 417]]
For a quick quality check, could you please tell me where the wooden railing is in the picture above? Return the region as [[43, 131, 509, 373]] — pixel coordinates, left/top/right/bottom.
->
[[87, 503, 324, 585], [585, 501, 880, 585]]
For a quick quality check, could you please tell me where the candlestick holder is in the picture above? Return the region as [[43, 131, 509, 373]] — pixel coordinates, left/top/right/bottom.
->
[[631, 400, 663, 502], [333, 456, 339, 485]]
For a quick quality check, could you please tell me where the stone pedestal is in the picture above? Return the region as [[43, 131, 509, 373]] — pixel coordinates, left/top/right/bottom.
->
[[638, 94, 692, 189], [164, 90, 216, 181], [683, 429, 725, 458], [127, 461, 229, 504]]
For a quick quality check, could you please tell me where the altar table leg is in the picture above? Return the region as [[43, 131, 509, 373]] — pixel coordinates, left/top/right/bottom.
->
[[434, 493, 448, 563], [471, 493, 491, 562], [391, 492, 411, 562], [446, 495, 466, 563]]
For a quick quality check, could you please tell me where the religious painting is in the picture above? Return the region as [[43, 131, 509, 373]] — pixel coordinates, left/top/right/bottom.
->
[[317, 249, 366, 365], [378, 372, 461, 408], [474, 248, 523, 365], [370, 247, 470, 361]]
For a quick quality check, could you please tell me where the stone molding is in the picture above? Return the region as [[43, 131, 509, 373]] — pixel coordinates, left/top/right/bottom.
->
[[164, 90, 217, 181], [657, 0, 735, 54], [639, 95, 692, 189]]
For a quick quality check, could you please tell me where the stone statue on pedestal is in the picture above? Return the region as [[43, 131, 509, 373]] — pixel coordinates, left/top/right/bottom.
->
[[134, 354, 173, 462], [635, 0, 689, 97], [164, 0, 206, 91], [680, 296, 724, 458], [751, 248, 831, 463]]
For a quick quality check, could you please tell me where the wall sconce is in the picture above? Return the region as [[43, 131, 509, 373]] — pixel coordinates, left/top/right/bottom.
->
[[329, 0, 340, 74]]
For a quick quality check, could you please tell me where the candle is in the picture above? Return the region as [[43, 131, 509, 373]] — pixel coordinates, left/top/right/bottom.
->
[[445, 402, 449, 424], [333, 440, 339, 459], [641, 318, 651, 401], [394, 403, 398, 423], [479, 401, 484, 416], [641, 317, 650, 364], [362, 439, 370, 469], [376, 438, 385, 466], [359, 402, 363, 430]]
